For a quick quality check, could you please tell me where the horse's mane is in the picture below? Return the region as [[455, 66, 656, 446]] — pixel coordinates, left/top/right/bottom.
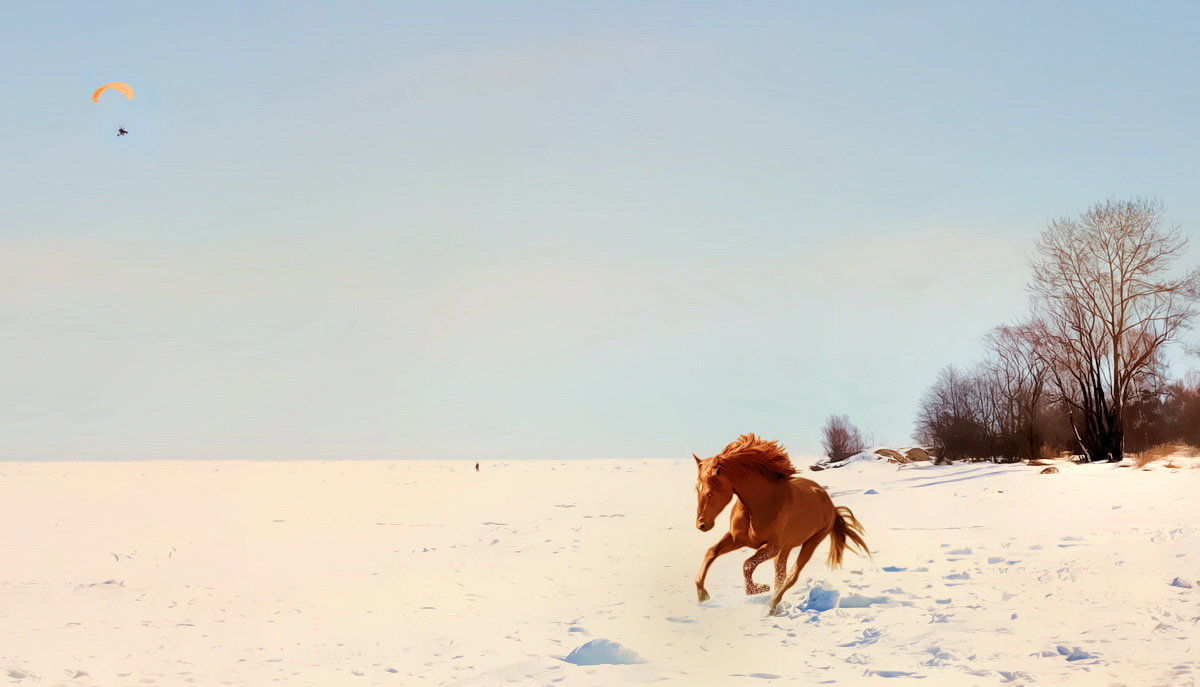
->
[[712, 433, 796, 480]]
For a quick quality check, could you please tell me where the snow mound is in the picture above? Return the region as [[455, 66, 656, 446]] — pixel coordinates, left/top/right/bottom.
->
[[800, 582, 841, 612], [563, 639, 645, 666], [1168, 576, 1193, 589], [1140, 454, 1200, 471], [811, 446, 939, 470], [811, 451, 886, 471]]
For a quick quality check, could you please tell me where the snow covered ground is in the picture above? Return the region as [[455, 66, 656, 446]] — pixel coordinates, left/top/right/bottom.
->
[[0, 458, 1196, 686]]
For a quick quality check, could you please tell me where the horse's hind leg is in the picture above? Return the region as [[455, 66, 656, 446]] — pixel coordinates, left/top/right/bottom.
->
[[766, 546, 793, 611], [695, 532, 739, 602], [767, 533, 825, 615], [743, 544, 777, 595]]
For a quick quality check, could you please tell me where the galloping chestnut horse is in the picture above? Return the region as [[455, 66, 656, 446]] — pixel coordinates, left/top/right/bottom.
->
[[693, 434, 869, 615]]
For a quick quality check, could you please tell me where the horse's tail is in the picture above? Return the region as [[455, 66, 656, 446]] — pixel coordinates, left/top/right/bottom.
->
[[827, 505, 870, 568]]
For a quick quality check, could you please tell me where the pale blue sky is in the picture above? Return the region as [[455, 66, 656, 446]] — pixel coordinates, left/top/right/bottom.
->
[[4, 1, 1200, 459]]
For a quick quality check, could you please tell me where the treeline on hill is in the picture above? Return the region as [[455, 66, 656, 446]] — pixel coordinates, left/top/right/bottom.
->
[[915, 199, 1200, 463]]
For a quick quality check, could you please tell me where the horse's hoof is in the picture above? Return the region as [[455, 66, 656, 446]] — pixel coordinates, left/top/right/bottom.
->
[[745, 583, 770, 595], [697, 589, 710, 602]]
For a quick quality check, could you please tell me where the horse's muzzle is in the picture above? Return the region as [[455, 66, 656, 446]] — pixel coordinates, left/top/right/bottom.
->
[[696, 521, 713, 532]]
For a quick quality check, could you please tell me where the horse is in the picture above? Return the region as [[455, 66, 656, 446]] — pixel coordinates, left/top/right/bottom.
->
[[693, 433, 869, 615]]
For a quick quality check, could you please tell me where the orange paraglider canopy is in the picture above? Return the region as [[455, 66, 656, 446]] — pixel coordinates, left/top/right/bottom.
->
[[91, 82, 135, 103]]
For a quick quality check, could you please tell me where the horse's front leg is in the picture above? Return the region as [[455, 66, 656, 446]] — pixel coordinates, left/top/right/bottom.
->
[[695, 532, 740, 602], [743, 544, 777, 595]]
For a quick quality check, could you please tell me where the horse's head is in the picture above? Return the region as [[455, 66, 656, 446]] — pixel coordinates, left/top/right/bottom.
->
[[694, 453, 733, 532]]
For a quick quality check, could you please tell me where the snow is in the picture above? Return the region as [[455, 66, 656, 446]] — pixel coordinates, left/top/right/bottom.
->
[[1134, 454, 1200, 472], [0, 458, 1196, 685], [799, 582, 841, 612], [811, 450, 883, 470], [563, 639, 645, 665]]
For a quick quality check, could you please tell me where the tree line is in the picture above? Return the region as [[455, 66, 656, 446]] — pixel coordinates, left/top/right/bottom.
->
[[914, 199, 1200, 463]]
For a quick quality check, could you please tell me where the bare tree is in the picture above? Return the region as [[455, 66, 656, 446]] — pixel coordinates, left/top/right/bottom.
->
[[1028, 199, 1200, 461], [915, 366, 988, 461], [1163, 371, 1200, 448], [821, 414, 865, 462], [983, 323, 1052, 460]]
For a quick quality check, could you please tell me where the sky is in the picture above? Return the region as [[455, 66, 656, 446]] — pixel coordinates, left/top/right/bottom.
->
[[4, 1, 1200, 460]]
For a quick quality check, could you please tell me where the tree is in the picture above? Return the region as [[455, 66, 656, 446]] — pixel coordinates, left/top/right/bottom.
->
[[915, 366, 989, 461], [1028, 199, 1200, 461], [982, 323, 1052, 460], [820, 414, 865, 462]]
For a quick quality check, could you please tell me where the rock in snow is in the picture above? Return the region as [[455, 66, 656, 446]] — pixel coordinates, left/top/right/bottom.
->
[[564, 639, 645, 665]]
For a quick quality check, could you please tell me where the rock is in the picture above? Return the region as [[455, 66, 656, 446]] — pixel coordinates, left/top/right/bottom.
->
[[903, 447, 932, 461], [874, 448, 906, 463]]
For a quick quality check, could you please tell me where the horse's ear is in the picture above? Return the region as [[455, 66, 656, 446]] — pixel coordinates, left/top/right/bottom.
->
[[693, 453, 701, 466]]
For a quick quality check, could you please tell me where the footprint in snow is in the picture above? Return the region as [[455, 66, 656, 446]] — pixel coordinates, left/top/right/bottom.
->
[[840, 593, 890, 608], [844, 653, 870, 664], [1057, 645, 1097, 661], [866, 669, 924, 678], [838, 628, 882, 647], [1036, 646, 1097, 662], [921, 646, 955, 665]]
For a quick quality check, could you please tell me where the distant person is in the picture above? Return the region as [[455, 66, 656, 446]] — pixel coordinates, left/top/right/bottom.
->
[[117, 128, 128, 136], [475, 462, 480, 472]]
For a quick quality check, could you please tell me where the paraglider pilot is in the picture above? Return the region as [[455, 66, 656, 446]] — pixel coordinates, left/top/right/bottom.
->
[[117, 128, 128, 136]]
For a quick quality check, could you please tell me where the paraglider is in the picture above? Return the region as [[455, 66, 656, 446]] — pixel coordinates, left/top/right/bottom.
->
[[93, 82, 135, 138], [91, 82, 134, 103]]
